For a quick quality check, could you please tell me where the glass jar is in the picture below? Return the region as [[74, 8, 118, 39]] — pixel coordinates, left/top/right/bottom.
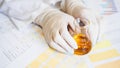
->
[[70, 18, 92, 55], [73, 30, 92, 55]]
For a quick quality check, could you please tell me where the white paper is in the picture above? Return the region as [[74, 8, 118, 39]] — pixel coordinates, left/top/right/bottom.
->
[[0, 14, 48, 68]]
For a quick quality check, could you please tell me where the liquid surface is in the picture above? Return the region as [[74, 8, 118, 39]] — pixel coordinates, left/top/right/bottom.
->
[[73, 33, 92, 55]]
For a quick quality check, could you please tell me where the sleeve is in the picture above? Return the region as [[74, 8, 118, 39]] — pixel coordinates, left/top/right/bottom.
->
[[0, 0, 3, 6], [0, 0, 50, 22]]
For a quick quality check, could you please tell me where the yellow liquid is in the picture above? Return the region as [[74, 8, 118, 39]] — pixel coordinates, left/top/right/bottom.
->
[[73, 33, 92, 55]]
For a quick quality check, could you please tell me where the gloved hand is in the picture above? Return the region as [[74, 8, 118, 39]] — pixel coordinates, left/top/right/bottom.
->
[[60, 0, 101, 46], [35, 7, 80, 54]]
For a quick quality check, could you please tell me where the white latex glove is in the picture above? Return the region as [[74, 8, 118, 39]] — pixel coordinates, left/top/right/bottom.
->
[[60, 0, 101, 46], [35, 7, 80, 54]]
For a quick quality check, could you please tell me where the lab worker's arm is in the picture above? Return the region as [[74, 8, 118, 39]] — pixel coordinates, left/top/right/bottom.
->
[[0, 0, 49, 21]]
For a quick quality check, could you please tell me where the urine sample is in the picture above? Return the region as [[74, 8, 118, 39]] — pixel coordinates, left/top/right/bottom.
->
[[73, 33, 92, 55], [73, 18, 92, 55]]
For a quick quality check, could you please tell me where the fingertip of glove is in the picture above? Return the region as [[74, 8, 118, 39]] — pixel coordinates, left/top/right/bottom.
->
[[74, 43, 78, 49], [68, 49, 74, 54]]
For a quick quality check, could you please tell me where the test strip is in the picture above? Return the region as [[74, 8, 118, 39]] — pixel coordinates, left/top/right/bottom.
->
[[95, 59, 120, 68], [27, 60, 40, 68], [92, 40, 111, 51], [89, 49, 120, 62], [76, 62, 88, 68], [43, 53, 66, 68], [28, 48, 55, 68]]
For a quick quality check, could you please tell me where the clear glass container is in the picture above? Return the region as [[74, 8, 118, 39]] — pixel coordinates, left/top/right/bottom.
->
[[69, 18, 92, 55], [73, 29, 92, 55]]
